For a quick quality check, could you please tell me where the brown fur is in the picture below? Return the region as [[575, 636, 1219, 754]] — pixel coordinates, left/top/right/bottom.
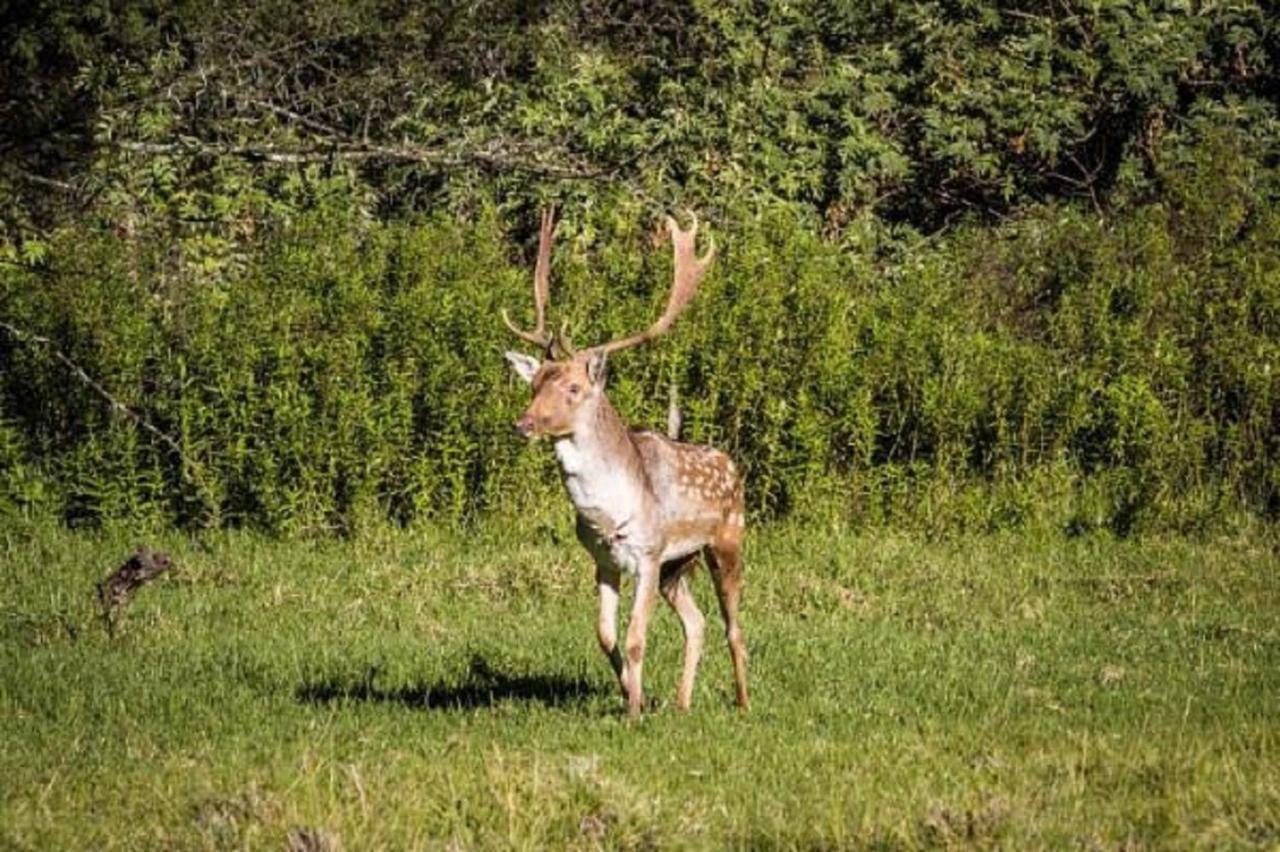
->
[[509, 349, 748, 716], [503, 209, 744, 717]]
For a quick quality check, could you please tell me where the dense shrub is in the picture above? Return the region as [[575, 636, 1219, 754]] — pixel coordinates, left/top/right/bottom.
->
[[2, 0, 1275, 535], [2, 131, 1275, 535]]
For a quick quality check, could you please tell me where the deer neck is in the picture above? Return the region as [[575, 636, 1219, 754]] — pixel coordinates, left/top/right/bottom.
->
[[553, 395, 650, 536]]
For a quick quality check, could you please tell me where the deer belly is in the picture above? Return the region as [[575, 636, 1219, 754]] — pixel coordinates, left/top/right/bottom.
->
[[659, 538, 702, 563], [658, 518, 719, 563]]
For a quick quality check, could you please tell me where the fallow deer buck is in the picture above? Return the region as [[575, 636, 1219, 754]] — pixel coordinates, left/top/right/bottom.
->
[[503, 209, 748, 717]]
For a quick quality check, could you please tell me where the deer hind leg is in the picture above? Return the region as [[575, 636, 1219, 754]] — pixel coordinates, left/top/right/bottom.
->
[[660, 554, 705, 712], [705, 539, 749, 710]]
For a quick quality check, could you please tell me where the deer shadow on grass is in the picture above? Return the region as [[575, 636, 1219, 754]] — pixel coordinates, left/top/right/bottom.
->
[[295, 656, 603, 712]]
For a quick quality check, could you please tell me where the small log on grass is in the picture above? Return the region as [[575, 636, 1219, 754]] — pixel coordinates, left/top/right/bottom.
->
[[97, 546, 172, 634]]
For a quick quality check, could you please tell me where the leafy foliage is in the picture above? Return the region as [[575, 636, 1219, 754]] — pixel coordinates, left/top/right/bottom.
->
[[1, 0, 1277, 534], [3, 122, 1276, 533], [3, 0, 1276, 227]]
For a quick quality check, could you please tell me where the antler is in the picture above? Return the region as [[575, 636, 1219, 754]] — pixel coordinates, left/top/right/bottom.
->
[[597, 212, 716, 356], [502, 207, 558, 349]]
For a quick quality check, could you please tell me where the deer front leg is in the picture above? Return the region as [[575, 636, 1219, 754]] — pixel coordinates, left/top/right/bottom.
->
[[623, 561, 660, 717], [595, 564, 625, 694]]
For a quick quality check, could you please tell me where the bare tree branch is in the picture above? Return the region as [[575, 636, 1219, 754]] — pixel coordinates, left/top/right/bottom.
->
[[115, 138, 610, 180], [5, 167, 77, 192], [119, 140, 361, 164]]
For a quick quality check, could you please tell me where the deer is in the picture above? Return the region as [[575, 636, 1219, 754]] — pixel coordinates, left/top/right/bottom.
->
[[502, 208, 748, 718]]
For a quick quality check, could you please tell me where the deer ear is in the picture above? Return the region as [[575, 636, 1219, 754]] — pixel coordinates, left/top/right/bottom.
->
[[504, 351, 541, 384], [586, 348, 608, 386]]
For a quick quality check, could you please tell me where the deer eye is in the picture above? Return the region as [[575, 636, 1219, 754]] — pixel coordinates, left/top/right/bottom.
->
[[568, 384, 582, 396]]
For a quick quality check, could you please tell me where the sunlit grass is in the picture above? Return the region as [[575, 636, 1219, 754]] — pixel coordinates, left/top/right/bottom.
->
[[2, 519, 1277, 849]]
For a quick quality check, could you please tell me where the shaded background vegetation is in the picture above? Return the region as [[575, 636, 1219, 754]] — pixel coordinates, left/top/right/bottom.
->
[[1, 0, 1276, 535]]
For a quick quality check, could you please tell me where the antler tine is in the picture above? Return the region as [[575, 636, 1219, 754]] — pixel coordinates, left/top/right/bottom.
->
[[599, 210, 717, 356], [501, 207, 558, 347], [550, 319, 576, 360]]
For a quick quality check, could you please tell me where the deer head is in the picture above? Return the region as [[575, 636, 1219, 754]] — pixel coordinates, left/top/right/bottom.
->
[[503, 208, 716, 440]]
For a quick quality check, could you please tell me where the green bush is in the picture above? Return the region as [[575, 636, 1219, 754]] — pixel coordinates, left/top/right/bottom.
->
[[2, 128, 1276, 535]]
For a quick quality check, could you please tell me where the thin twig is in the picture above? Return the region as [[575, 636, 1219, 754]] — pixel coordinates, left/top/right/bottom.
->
[[0, 320, 187, 463], [5, 168, 77, 192], [245, 96, 347, 138]]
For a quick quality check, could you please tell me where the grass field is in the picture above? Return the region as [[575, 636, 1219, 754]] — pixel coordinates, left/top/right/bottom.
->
[[2, 518, 1278, 849]]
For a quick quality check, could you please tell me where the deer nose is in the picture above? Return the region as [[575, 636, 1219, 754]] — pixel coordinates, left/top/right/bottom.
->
[[514, 416, 535, 438]]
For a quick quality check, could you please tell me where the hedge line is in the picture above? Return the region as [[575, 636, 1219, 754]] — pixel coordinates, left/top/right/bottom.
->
[[2, 133, 1276, 535]]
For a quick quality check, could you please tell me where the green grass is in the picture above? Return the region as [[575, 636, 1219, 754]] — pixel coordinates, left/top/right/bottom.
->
[[2, 518, 1278, 849]]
